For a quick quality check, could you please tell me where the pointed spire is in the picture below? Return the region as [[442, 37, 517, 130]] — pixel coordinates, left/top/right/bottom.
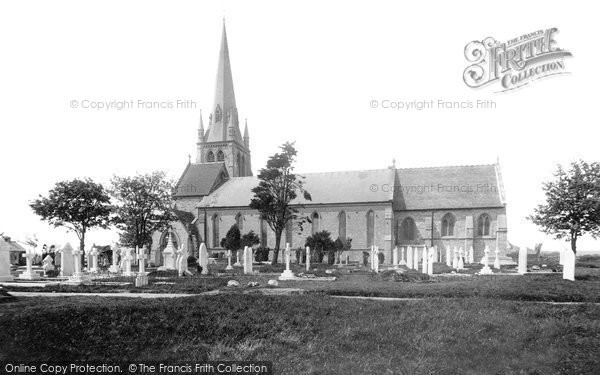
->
[[243, 118, 249, 148], [197, 110, 205, 143]]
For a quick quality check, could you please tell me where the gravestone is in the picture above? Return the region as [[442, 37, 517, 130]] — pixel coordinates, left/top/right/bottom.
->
[[518, 246, 527, 274], [480, 245, 493, 275], [392, 246, 398, 267], [243, 246, 253, 275], [42, 255, 54, 275], [399, 246, 406, 265], [493, 247, 501, 270], [306, 246, 311, 271], [135, 246, 149, 287], [90, 248, 99, 273], [108, 243, 120, 273], [468, 246, 474, 264], [18, 247, 40, 280], [406, 246, 413, 270], [161, 233, 177, 270], [234, 249, 242, 267], [0, 237, 14, 281], [59, 243, 75, 277], [279, 243, 295, 280], [373, 246, 380, 273], [225, 250, 233, 270], [413, 246, 419, 270], [65, 247, 92, 285], [121, 248, 135, 277], [199, 242, 209, 275], [452, 247, 459, 269], [177, 245, 193, 277], [427, 246, 434, 276], [562, 248, 575, 281], [421, 246, 428, 274], [445, 246, 451, 267], [457, 247, 464, 270]]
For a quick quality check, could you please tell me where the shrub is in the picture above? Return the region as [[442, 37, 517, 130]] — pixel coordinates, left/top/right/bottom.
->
[[221, 224, 241, 251], [255, 247, 269, 262]]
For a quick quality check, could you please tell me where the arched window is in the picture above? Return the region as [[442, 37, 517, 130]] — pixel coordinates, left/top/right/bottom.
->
[[217, 150, 225, 162], [338, 211, 347, 241], [311, 212, 320, 235], [207, 151, 215, 162], [237, 153, 241, 176], [235, 212, 243, 231], [477, 214, 491, 236], [211, 214, 219, 247], [366, 210, 375, 248], [441, 213, 456, 237], [260, 217, 268, 247], [399, 217, 417, 241]]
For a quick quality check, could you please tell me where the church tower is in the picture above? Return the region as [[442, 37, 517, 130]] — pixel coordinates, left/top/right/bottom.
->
[[196, 21, 252, 177]]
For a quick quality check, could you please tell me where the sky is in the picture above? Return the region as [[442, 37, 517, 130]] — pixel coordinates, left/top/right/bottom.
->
[[1, 0, 598, 252]]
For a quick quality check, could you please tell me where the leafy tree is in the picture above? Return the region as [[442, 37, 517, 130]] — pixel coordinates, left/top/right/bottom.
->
[[110, 172, 177, 251], [241, 230, 260, 248], [221, 224, 241, 251], [305, 230, 335, 263], [30, 178, 112, 263], [529, 160, 600, 254], [250, 142, 312, 263]]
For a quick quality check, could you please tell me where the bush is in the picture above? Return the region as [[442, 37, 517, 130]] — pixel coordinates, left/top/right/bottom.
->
[[187, 256, 197, 266], [255, 247, 269, 262]]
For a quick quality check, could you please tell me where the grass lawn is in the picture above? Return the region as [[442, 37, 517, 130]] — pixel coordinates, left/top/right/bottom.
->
[[1, 294, 599, 374]]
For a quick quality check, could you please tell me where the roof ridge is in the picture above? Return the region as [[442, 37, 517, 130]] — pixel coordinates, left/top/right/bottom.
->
[[396, 163, 496, 170]]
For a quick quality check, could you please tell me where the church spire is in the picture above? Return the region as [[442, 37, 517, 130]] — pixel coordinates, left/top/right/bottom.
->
[[198, 110, 205, 143], [205, 20, 239, 143], [243, 118, 249, 148]]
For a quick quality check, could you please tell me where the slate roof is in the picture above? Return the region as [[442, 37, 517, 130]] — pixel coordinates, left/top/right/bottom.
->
[[198, 169, 396, 208], [195, 164, 505, 210], [174, 163, 228, 198], [394, 164, 505, 210]]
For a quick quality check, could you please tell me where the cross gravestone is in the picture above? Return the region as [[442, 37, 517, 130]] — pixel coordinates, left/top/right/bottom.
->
[[445, 246, 451, 267], [65, 247, 92, 285], [279, 243, 295, 280], [225, 250, 233, 270], [18, 247, 40, 280], [198, 242, 209, 275], [135, 246, 149, 287], [421, 246, 428, 274], [305, 246, 311, 271], [399, 246, 406, 265], [407, 246, 413, 270], [562, 248, 575, 281], [480, 245, 493, 275], [108, 243, 120, 273], [0, 237, 14, 281], [234, 249, 242, 267]]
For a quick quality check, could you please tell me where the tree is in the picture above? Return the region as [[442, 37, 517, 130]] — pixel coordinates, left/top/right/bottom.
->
[[221, 224, 241, 251], [30, 178, 112, 263], [334, 237, 353, 264], [529, 160, 600, 254], [249, 142, 312, 263], [241, 230, 260, 248], [305, 230, 335, 263], [110, 172, 177, 251]]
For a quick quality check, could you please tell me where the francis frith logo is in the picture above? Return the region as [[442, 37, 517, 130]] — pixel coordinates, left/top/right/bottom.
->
[[463, 28, 572, 92]]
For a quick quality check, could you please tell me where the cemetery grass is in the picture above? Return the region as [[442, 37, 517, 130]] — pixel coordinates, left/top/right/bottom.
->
[[1, 294, 599, 374]]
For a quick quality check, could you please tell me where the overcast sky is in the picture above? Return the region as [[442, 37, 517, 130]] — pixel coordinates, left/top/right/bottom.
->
[[1, 0, 598, 252]]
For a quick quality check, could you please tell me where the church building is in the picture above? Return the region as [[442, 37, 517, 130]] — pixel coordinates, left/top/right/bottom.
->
[[150, 22, 508, 265]]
